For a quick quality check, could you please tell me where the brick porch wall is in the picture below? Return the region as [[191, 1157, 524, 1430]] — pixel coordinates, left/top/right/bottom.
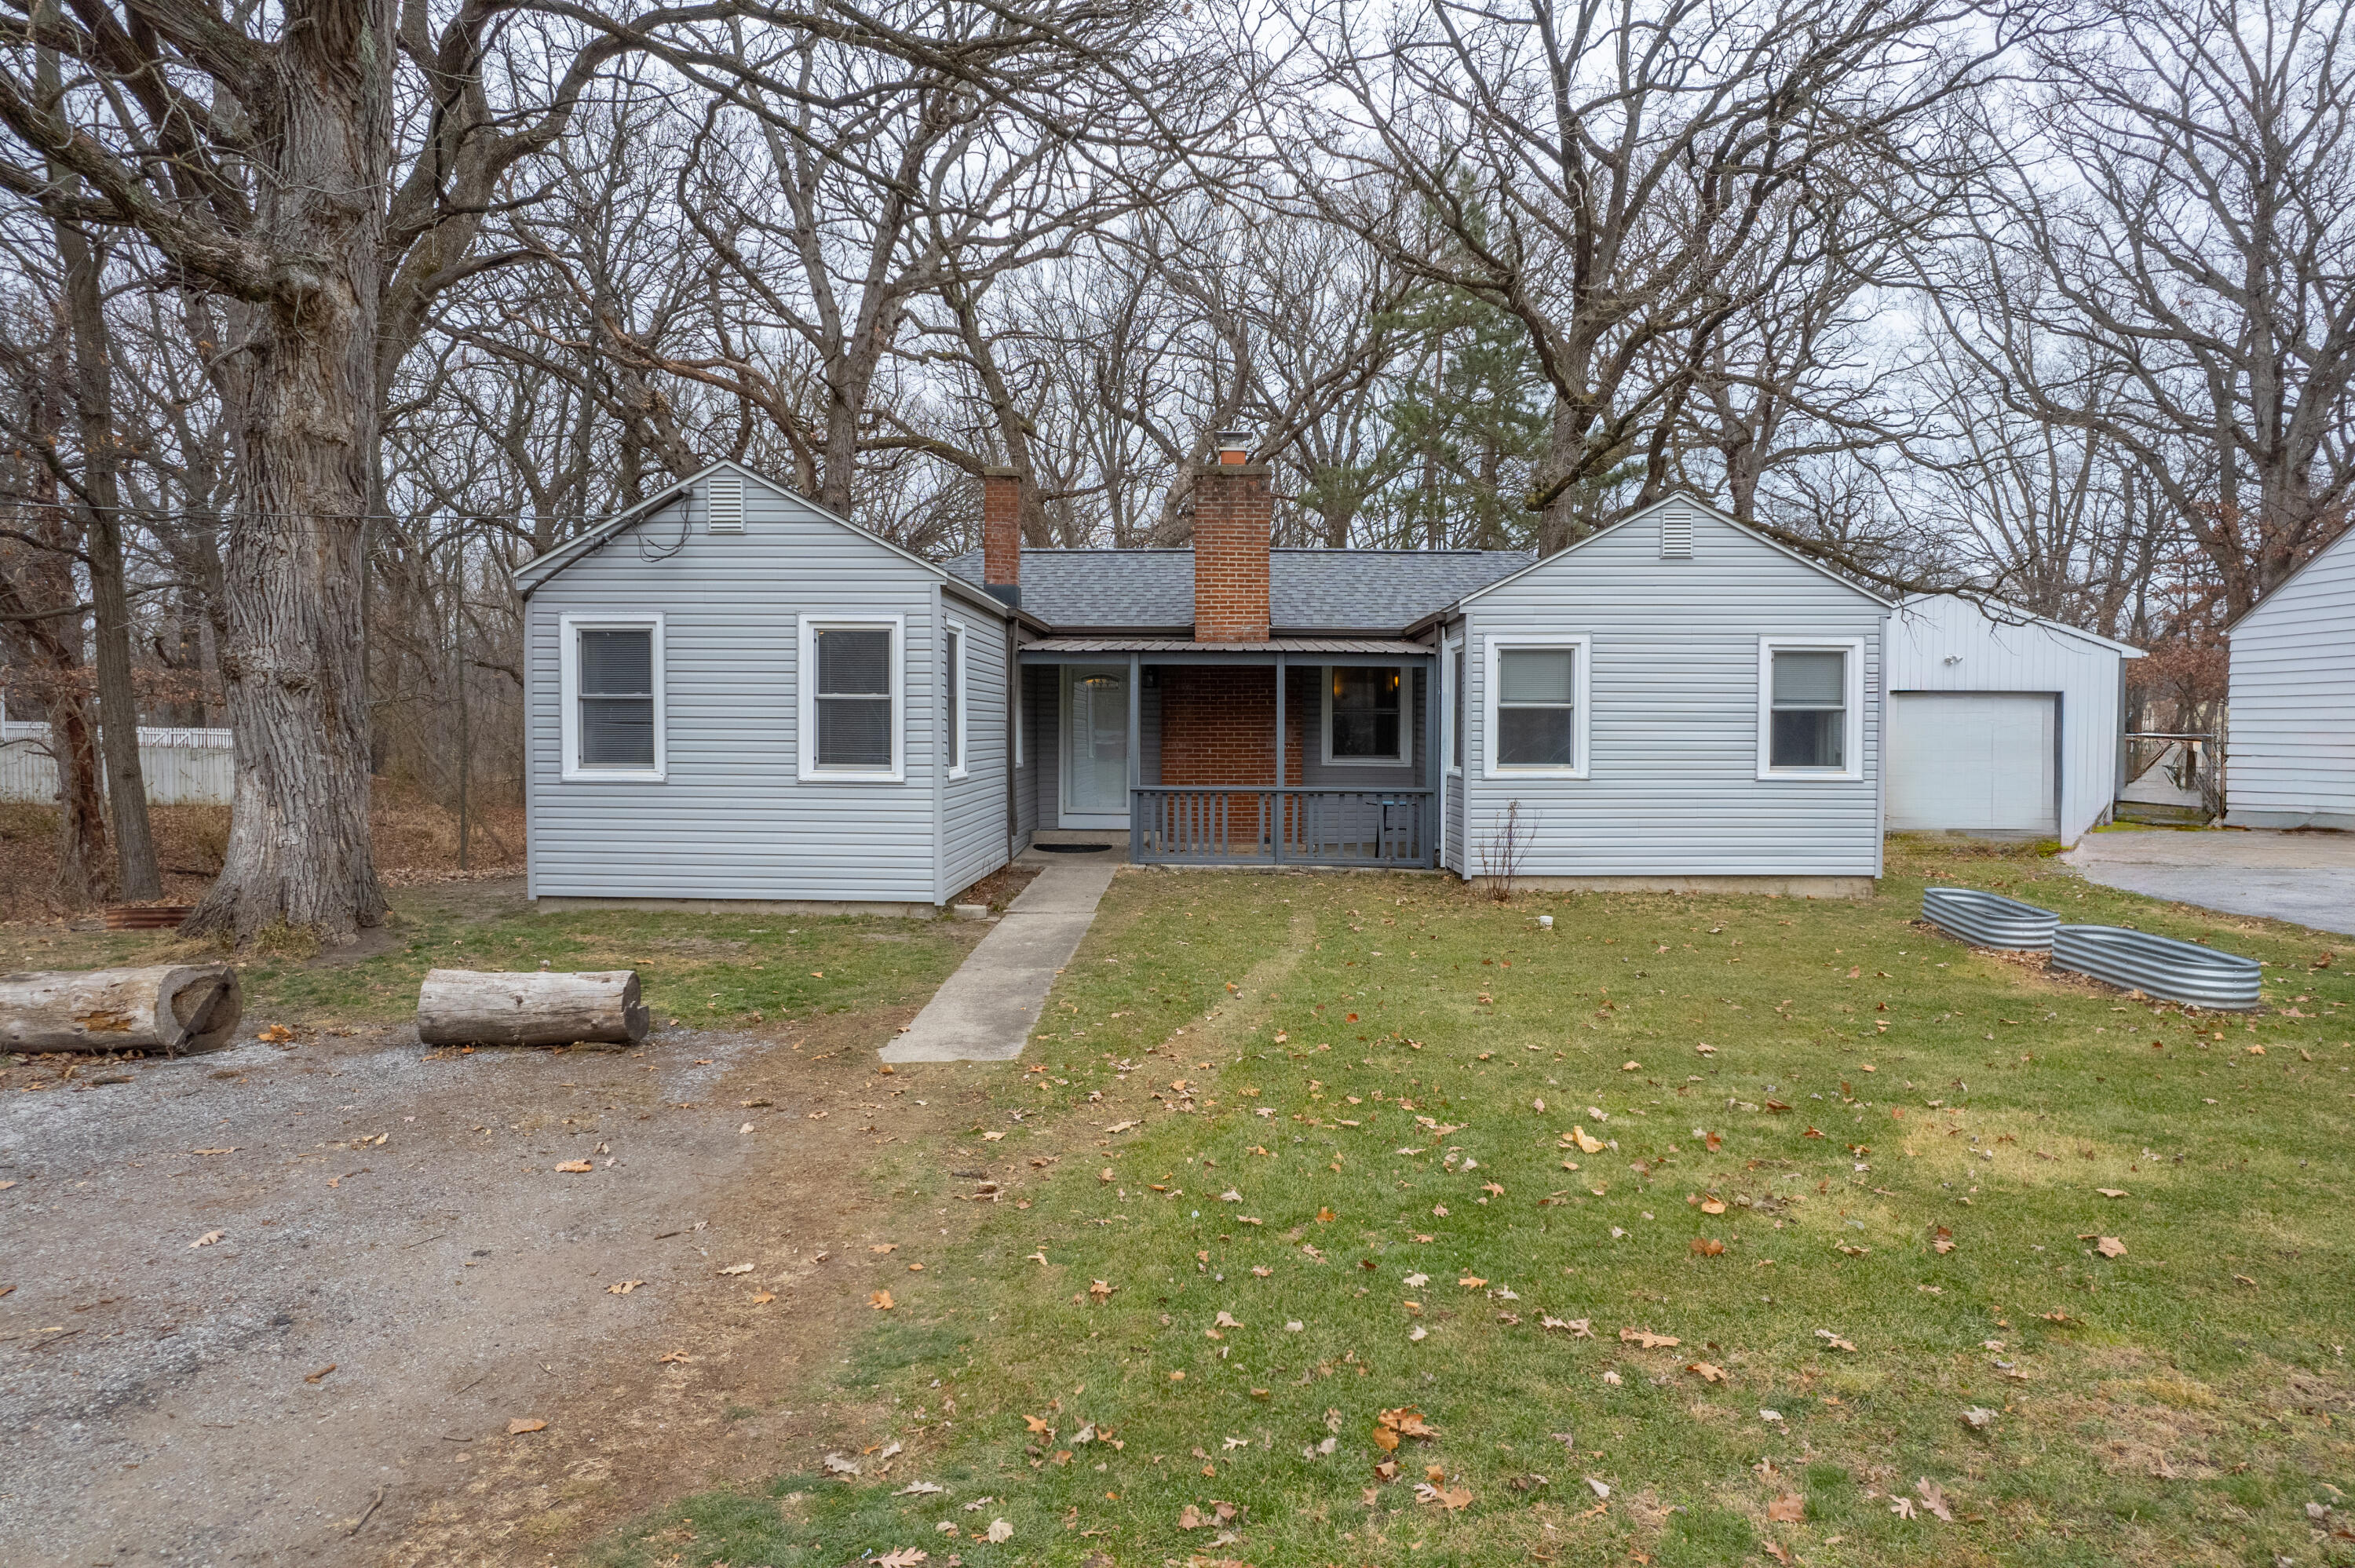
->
[[1156, 667, 1312, 846]]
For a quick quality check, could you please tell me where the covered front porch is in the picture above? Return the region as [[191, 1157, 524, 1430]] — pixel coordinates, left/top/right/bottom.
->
[[1015, 638, 1441, 868]]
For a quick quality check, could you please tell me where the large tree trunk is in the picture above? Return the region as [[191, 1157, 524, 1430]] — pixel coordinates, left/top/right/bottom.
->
[[182, 1, 394, 946], [53, 219, 162, 900]]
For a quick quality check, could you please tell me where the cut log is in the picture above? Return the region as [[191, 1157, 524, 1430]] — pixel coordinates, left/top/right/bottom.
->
[[0, 965, 243, 1055], [416, 969, 650, 1048]]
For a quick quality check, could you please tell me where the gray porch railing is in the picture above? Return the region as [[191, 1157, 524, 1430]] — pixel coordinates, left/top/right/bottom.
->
[[1130, 786, 1433, 867]]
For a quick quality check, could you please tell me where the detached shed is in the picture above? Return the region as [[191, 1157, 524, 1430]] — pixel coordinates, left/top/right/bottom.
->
[[1884, 594, 2141, 844], [2226, 523, 2355, 830]]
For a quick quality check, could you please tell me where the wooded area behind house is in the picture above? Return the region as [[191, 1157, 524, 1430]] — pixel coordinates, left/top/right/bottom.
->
[[0, 0, 2346, 935]]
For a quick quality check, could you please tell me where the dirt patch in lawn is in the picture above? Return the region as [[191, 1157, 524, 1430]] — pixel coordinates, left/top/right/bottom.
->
[[0, 994, 1026, 1568]]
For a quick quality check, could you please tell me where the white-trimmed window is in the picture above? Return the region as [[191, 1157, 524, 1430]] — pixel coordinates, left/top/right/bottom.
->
[[798, 615, 904, 782], [560, 613, 664, 782], [1446, 640, 1464, 775], [1758, 637, 1863, 780], [1323, 665, 1408, 764], [1483, 635, 1590, 778], [944, 618, 968, 779]]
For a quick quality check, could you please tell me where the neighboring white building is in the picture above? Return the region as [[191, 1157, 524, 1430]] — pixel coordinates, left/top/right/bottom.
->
[[1884, 593, 2141, 844], [2226, 524, 2355, 831]]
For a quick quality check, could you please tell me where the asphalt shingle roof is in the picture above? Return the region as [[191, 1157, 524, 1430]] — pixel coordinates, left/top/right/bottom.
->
[[944, 547, 1532, 633]]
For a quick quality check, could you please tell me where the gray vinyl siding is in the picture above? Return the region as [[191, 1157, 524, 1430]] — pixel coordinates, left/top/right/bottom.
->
[[525, 469, 1010, 903], [1458, 500, 1886, 877], [2227, 527, 2355, 828], [941, 601, 1012, 896]]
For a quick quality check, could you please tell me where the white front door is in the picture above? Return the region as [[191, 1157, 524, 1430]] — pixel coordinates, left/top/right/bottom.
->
[[1889, 692, 2059, 834], [1060, 665, 1130, 827]]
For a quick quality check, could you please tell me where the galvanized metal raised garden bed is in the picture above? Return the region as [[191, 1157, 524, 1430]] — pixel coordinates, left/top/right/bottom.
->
[[2050, 924, 2262, 1011], [1922, 887, 2061, 951]]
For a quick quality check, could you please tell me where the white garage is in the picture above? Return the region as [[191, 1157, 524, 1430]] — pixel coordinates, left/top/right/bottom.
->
[[1885, 594, 2143, 845]]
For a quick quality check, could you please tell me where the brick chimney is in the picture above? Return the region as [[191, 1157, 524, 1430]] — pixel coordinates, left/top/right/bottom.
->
[[980, 467, 1021, 607], [1192, 430, 1269, 641]]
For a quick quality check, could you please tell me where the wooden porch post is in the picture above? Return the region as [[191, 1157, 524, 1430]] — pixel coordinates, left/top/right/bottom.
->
[[1272, 652, 1287, 864]]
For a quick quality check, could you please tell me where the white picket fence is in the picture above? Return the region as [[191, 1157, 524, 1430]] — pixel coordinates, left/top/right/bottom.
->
[[0, 720, 235, 806]]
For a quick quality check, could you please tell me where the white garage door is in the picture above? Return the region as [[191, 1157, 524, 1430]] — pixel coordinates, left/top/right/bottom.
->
[[1889, 693, 2058, 834]]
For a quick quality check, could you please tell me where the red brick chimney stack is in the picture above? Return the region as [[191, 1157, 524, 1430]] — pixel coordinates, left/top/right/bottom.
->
[[980, 467, 1021, 607], [1192, 430, 1269, 642]]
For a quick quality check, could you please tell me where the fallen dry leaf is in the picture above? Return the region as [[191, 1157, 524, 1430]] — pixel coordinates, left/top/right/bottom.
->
[[717, 1262, 754, 1275], [1378, 1406, 1439, 1439], [1415, 1481, 1473, 1510], [1566, 1126, 1605, 1154], [871, 1289, 895, 1310], [1916, 1478, 1955, 1522], [1699, 1196, 1727, 1215], [1889, 1495, 1919, 1519], [1768, 1492, 1806, 1522], [553, 1160, 594, 1173], [1619, 1328, 1680, 1349], [188, 1231, 225, 1249], [607, 1279, 644, 1295], [1816, 1329, 1858, 1353], [507, 1417, 546, 1435], [984, 1520, 1013, 1544], [2095, 1236, 2127, 1258], [1687, 1361, 1728, 1384], [752, 1291, 776, 1304], [2096, 1187, 2127, 1199], [874, 1549, 929, 1568], [1691, 1238, 1725, 1257], [304, 1363, 336, 1384]]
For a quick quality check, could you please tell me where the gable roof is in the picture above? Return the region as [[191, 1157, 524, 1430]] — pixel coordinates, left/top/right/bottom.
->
[[517, 461, 1014, 619], [1432, 494, 1896, 620], [2225, 518, 2355, 633], [1895, 593, 2145, 657], [941, 547, 1532, 633]]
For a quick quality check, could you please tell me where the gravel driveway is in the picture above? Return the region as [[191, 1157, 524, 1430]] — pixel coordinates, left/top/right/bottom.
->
[[0, 1013, 987, 1567], [2063, 826, 2355, 936]]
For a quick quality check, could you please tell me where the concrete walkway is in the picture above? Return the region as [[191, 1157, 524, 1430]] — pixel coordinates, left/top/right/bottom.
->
[[2063, 826, 2355, 936], [881, 859, 1117, 1062]]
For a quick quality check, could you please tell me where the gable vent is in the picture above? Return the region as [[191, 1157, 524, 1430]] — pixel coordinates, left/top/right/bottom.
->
[[1659, 510, 1693, 559], [706, 472, 744, 533]]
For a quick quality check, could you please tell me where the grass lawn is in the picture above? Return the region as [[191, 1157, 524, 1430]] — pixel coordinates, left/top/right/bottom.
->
[[595, 836, 2355, 1567], [594, 837, 2355, 1567], [0, 882, 980, 1039]]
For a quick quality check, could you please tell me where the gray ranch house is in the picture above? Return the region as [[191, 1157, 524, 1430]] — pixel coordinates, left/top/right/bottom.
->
[[518, 439, 1893, 908]]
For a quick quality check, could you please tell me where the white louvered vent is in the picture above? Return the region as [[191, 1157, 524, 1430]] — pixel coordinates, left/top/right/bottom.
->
[[706, 471, 745, 533], [1659, 509, 1693, 559]]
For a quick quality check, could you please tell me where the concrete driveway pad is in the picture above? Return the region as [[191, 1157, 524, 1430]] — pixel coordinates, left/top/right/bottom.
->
[[2063, 827, 2355, 936]]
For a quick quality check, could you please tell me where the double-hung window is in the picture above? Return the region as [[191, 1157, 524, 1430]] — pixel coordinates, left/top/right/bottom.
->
[[799, 616, 904, 782], [1758, 638, 1862, 779], [944, 620, 968, 779], [1324, 665, 1407, 764], [560, 614, 663, 781], [1483, 635, 1589, 777]]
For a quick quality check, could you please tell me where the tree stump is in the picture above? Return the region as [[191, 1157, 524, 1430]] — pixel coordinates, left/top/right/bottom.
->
[[0, 965, 243, 1055], [415, 969, 650, 1048]]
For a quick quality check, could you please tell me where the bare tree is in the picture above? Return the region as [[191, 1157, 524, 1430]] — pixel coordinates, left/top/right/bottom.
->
[[1931, 0, 2355, 618], [1261, 0, 2021, 552]]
